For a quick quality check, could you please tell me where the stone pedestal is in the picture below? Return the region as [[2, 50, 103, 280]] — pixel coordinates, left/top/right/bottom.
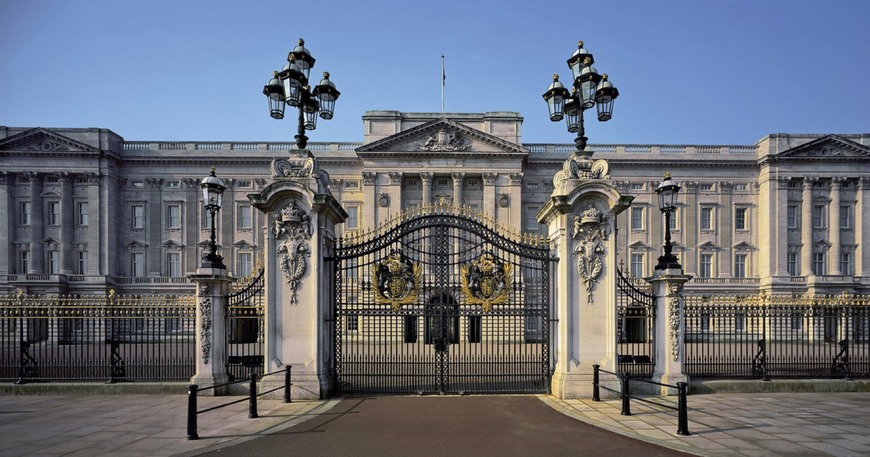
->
[[248, 150, 346, 400], [189, 267, 234, 394], [648, 269, 692, 395], [538, 159, 632, 398]]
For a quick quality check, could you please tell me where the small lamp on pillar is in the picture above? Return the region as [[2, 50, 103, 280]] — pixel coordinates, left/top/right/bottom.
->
[[200, 166, 227, 269], [655, 172, 682, 271]]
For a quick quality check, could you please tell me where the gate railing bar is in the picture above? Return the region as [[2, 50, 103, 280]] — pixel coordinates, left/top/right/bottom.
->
[[186, 366, 292, 440], [593, 364, 690, 436]]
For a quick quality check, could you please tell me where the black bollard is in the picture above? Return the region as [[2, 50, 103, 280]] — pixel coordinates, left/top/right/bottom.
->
[[592, 364, 600, 402], [677, 382, 690, 436], [186, 384, 199, 440], [248, 371, 259, 419]]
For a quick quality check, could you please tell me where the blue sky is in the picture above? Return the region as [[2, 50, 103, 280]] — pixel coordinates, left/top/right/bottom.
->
[[1, 0, 868, 145]]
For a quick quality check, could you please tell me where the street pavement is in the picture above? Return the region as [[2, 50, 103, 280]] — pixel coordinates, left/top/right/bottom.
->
[[0, 391, 868, 456]]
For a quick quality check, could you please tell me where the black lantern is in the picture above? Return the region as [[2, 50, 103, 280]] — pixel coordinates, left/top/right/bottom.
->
[[544, 40, 619, 153], [654, 172, 682, 271], [200, 166, 226, 270], [263, 72, 285, 119], [265, 38, 340, 150]]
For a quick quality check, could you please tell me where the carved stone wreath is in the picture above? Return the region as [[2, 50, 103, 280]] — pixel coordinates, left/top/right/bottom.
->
[[573, 204, 610, 304], [461, 252, 513, 313]]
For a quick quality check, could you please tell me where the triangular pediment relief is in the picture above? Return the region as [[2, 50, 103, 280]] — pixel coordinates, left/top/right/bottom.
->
[[814, 239, 832, 250], [42, 237, 61, 246], [356, 118, 527, 156], [671, 241, 686, 252], [161, 239, 184, 249], [628, 241, 652, 251], [0, 128, 99, 154], [777, 135, 870, 160], [698, 241, 719, 251], [126, 240, 149, 249], [233, 240, 255, 249], [733, 241, 756, 251]]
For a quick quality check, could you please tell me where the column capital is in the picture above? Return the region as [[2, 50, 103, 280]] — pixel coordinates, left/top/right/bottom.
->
[[509, 172, 523, 185], [389, 172, 403, 184], [802, 176, 817, 189], [451, 172, 465, 183], [362, 171, 377, 186], [832, 176, 847, 189], [419, 172, 434, 182], [482, 172, 497, 185], [858, 177, 870, 191]]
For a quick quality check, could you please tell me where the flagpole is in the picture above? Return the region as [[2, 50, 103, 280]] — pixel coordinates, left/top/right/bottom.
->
[[441, 55, 445, 113]]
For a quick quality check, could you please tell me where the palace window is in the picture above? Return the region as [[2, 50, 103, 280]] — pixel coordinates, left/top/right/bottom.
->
[[735, 314, 745, 332], [237, 204, 253, 230], [78, 251, 88, 275], [734, 254, 747, 278], [237, 252, 253, 278], [669, 208, 678, 230], [812, 205, 827, 229], [131, 253, 145, 277], [630, 182, 644, 191], [47, 250, 60, 275], [841, 253, 852, 276], [21, 251, 30, 274], [812, 253, 826, 276], [47, 201, 60, 225], [132, 204, 145, 229], [699, 254, 713, 278], [787, 253, 799, 276], [787, 205, 798, 229], [700, 207, 713, 230], [840, 205, 851, 229], [630, 207, 644, 230], [20, 202, 31, 225], [630, 254, 644, 278], [346, 205, 359, 230], [734, 207, 747, 231], [77, 202, 89, 226], [166, 252, 181, 277], [166, 205, 181, 229]]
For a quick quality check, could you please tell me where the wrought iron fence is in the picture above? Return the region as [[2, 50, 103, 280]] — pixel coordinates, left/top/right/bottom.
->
[[684, 292, 870, 379], [0, 290, 196, 383]]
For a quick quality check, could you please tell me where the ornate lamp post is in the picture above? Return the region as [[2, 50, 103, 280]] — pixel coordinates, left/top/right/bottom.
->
[[655, 172, 682, 271], [264, 38, 341, 149], [543, 41, 619, 176], [200, 166, 227, 269]]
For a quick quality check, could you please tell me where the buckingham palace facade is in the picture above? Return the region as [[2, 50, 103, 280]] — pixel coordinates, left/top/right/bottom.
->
[[1, 111, 868, 296]]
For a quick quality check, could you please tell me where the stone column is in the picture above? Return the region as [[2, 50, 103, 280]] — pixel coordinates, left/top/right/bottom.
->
[[29, 173, 44, 273], [146, 178, 163, 276], [508, 173, 523, 229], [830, 177, 843, 275], [483, 173, 497, 216], [420, 172, 433, 207], [801, 177, 815, 277], [189, 267, 233, 392], [857, 178, 868, 277], [60, 174, 75, 274], [388, 172, 402, 217], [86, 173, 102, 275], [451, 172, 464, 207], [682, 182, 699, 275], [647, 270, 691, 395], [0, 173, 9, 276], [719, 182, 734, 278], [362, 172, 377, 230]]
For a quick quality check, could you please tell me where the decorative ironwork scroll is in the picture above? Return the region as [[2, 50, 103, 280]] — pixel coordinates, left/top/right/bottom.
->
[[461, 252, 513, 313], [573, 204, 610, 303], [199, 284, 212, 364], [371, 250, 422, 312], [274, 201, 312, 304], [669, 284, 682, 361]]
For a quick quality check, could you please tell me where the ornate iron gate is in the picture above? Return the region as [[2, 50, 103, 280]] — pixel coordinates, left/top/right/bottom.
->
[[334, 204, 553, 394], [616, 267, 655, 378], [226, 268, 265, 381]]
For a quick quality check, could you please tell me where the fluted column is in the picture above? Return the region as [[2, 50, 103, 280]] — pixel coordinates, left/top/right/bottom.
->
[[362, 172, 377, 230], [801, 177, 815, 277], [483, 173, 497, 216], [508, 173, 523, 229], [830, 177, 844, 275], [389, 172, 403, 217], [420, 172, 433, 207]]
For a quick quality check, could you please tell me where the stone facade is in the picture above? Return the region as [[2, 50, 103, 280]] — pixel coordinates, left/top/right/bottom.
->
[[1, 113, 868, 296]]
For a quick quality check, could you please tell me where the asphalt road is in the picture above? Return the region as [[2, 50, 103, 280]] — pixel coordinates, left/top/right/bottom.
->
[[198, 396, 693, 457]]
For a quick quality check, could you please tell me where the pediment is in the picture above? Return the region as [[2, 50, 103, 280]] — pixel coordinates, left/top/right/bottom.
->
[[0, 128, 99, 154], [628, 241, 652, 251], [733, 241, 755, 251], [42, 237, 61, 246], [356, 118, 527, 156], [126, 240, 149, 249], [698, 241, 719, 251], [814, 239, 832, 250], [233, 240, 255, 248], [162, 239, 184, 249], [777, 135, 870, 160]]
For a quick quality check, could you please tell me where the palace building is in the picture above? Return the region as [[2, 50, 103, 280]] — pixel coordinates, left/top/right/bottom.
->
[[1, 111, 868, 297]]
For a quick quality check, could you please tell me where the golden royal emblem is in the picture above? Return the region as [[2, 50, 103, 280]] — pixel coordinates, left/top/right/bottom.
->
[[371, 250, 422, 312], [461, 252, 513, 313]]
